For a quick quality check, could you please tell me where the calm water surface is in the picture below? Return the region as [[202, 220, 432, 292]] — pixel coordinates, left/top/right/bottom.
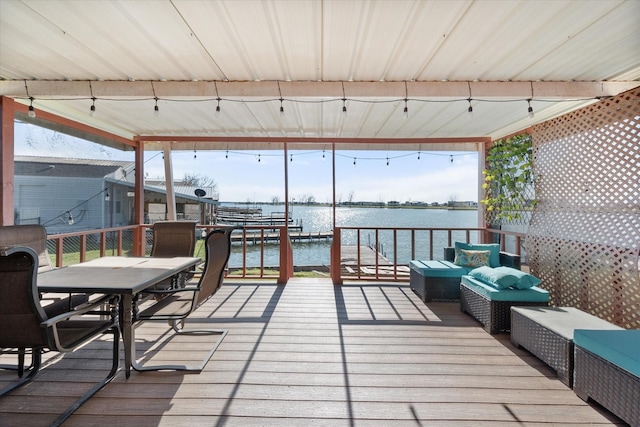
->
[[219, 204, 480, 268]]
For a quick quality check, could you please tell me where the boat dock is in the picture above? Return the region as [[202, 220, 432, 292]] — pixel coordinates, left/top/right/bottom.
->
[[231, 230, 333, 244]]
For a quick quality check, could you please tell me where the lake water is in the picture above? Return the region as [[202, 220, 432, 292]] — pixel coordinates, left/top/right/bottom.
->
[[219, 204, 480, 268]]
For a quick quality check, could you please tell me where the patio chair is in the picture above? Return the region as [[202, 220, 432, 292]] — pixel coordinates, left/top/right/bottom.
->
[[131, 227, 236, 372], [0, 246, 120, 427], [149, 220, 198, 290], [0, 224, 89, 375]]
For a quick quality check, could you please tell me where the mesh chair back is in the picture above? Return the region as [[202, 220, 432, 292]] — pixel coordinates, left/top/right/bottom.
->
[[0, 225, 54, 272], [196, 229, 233, 307], [150, 221, 197, 258], [0, 246, 48, 349]]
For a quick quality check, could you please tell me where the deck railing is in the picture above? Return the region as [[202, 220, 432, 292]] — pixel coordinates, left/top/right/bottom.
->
[[329, 226, 526, 284], [45, 224, 524, 284]]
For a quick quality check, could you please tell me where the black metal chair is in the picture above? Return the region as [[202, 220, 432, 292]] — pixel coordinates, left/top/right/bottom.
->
[[0, 224, 89, 376], [0, 246, 120, 427], [132, 227, 236, 372], [149, 220, 198, 291]]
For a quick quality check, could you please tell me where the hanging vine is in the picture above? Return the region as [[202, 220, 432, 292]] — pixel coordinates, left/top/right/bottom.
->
[[480, 134, 536, 226]]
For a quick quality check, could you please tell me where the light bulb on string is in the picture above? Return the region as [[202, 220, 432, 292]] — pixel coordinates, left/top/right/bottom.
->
[[154, 97, 159, 117], [290, 154, 293, 163], [90, 97, 96, 117], [279, 98, 285, 116], [215, 98, 221, 117], [386, 157, 390, 166], [527, 99, 534, 118], [342, 99, 347, 117], [28, 97, 36, 118], [403, 99, 409, 119], [467, 98, 474, 118], [225, 150, 229, 159], [322, 149, 325, 160], [353, 157, 357, 167], [450, 155, 454, 164], [417, 151, 421, 160]]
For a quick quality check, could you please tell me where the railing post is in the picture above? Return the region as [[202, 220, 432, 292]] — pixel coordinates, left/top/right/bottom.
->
[[330, 228, 343, 285], [277, 228, 292, 285]]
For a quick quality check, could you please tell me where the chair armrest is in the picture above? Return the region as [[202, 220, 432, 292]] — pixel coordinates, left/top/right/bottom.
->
[[499, 251, 521, 270], [41, 294, 117, 327]]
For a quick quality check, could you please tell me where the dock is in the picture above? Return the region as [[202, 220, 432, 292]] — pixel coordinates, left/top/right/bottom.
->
[[231, 230, 333, 244]]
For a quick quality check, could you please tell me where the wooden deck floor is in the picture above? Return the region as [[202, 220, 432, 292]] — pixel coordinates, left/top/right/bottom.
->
[[1, 279, 626, 426]]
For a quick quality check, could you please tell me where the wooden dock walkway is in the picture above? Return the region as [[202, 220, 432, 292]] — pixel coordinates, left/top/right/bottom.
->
[[232, 230, 333, 244]]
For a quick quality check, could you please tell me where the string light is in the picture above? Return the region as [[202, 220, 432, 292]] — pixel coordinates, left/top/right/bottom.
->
[[28, 97, 36, 118], [353, 157, 357, 166], [89, 81, 96, 116], [290, 154, 293, 162], [450, 155, 454, 163], [24, 81, 36, 118], [403, 81, 409, 119], [151, 81, 159, 117], [342, 81, 347, 117], [214, 81, 221, 118], [278, 81, 284, 116], [417, 151, 421, 160], [528, 81, 535, 118], [467, 82, 473, 118], [386, 156, 390, 166]]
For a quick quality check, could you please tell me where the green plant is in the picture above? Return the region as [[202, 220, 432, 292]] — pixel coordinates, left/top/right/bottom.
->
[[480, 134, 536, 225]]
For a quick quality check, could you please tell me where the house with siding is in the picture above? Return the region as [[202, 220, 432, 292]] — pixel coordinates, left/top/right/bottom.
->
[[14, 156, 218, 234]]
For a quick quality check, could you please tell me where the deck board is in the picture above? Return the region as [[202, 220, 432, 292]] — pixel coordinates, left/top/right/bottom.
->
[[0, 278, 626, 426]]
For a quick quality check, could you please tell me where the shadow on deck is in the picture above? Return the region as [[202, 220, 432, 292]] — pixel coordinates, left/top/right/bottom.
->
[[0, 279, 625, 426]]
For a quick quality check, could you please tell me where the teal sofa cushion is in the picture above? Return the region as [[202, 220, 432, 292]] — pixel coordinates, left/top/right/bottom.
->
[[455, 242, 500, 268], [493, 266, 542, 289], [469, 266, 519, 289], [461, 275, 549, 302], [409, 260, 467, 277], [574, 329, 640, 377]]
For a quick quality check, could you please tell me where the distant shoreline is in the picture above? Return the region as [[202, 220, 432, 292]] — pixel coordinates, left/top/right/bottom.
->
[[220, 201, 477, 210]]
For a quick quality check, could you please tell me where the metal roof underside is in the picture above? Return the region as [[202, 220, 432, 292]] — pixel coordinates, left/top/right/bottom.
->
[[1, 0, 639, 152]]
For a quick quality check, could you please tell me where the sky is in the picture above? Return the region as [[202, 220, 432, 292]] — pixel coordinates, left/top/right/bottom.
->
[[15, 121, 479, 204]]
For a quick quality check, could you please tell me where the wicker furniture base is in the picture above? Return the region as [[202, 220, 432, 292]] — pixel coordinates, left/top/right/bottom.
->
[[574, 346, 639, 426], [460, 283, 548, 334], [410, 269, 460, 302], [510, 307, 621, 388]]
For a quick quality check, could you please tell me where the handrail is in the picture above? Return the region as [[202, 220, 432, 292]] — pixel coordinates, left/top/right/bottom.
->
[[45, 224, 524, 285]]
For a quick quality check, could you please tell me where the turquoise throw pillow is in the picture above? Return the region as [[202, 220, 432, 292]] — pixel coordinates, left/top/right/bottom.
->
[[454, 249, 491, 268], [469, 266, 519, 289], [455, 242, 500, 267], [494, 266, 541, 289]]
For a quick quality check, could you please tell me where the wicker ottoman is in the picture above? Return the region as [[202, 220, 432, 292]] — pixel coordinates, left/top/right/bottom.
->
[[573, 329, 640, 426], [460, 275, 549, 334], [510, 307, 622, 387], [409, 260, 465, 302]]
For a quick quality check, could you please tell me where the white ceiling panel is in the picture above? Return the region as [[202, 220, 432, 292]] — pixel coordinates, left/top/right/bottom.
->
[[0, 0, 638, 148]]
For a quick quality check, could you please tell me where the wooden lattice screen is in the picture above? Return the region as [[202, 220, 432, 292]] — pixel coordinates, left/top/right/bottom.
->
[[526, 88, 640, 329]]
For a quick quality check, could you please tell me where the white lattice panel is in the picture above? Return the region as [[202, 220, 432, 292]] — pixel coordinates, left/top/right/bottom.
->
[[526, 88, 640, 328]]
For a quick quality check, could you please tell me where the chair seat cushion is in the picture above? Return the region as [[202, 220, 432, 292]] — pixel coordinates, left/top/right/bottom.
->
[[574, 329, 640, 377], [409, 260, 468, 277], [461, 275, 549, 302]]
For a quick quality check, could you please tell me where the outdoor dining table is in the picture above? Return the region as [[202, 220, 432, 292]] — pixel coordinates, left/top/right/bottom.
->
[[37, 256, 201, 378]]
